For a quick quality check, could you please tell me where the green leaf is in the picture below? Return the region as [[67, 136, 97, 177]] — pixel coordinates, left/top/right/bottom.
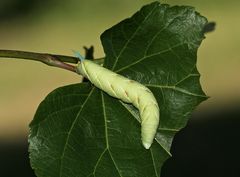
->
[[29, 2, 208, 177]]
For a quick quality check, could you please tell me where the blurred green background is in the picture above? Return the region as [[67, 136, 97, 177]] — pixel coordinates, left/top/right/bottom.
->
[[0, 0, 240, 176]]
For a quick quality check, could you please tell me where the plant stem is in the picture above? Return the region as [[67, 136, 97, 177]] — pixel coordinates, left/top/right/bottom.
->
[[0, 49, 104, 73]]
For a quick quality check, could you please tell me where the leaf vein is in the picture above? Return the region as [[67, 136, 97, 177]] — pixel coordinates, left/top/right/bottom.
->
[[116, 42, 184, 73], [150, 148, 159, 177], [111, 5, 158, 70], [92, 148, 108, 176], [145, 84, 207, 98]]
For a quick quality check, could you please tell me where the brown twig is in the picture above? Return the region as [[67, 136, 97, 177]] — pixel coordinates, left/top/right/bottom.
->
[[0, 49, 77, 73], [0, 49, 104, 73]]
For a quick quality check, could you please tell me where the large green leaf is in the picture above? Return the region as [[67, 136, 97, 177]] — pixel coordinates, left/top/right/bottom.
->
[[29, 2, 208, 177]]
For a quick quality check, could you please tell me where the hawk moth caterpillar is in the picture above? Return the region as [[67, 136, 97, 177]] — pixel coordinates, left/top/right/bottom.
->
[[75, 52, 159, 149]]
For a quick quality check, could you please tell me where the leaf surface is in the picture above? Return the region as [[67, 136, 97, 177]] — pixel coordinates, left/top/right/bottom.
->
[[29, 2, 208, 177]]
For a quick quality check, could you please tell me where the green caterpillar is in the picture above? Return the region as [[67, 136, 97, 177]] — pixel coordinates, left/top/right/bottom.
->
[[75, 52, 159, 149]]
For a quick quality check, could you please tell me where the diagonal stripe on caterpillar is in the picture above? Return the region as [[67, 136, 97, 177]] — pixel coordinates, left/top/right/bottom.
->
[[75, 52, 159, 149]]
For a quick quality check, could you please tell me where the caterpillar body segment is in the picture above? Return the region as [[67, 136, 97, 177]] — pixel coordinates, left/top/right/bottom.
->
[[76, 59, 159, 149]]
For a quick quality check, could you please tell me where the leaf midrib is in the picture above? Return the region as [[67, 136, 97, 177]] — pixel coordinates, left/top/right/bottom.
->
[[101, 91, 123, 177], [59, 88, 95, 177]]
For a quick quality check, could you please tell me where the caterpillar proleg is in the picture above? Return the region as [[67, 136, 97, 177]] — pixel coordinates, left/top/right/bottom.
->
[[75, 52, 159, 149]]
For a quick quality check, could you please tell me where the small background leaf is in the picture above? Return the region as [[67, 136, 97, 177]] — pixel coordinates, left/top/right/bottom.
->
[[29, 2, 208, 177]]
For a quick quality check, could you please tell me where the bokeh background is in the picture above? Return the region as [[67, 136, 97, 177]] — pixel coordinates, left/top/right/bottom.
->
[[0, 0, 239, 176]]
